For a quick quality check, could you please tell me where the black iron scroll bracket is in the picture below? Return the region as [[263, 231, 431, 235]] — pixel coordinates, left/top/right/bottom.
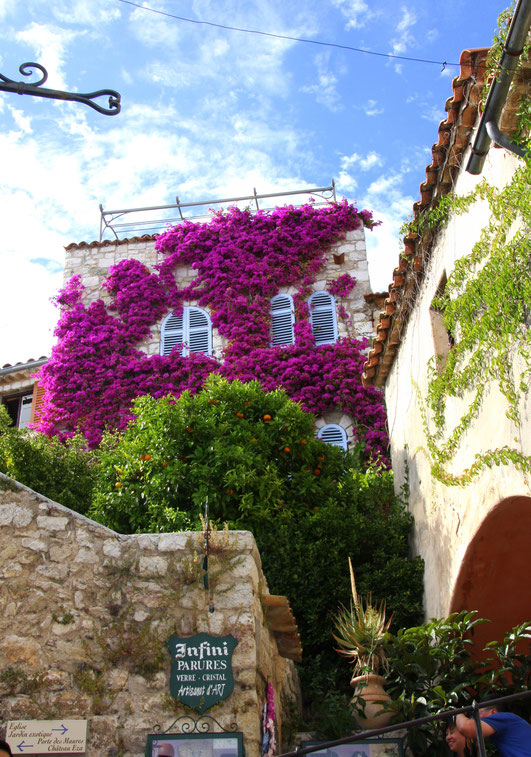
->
[[0, 62, 121, 115], [152, 714, 239, 736]]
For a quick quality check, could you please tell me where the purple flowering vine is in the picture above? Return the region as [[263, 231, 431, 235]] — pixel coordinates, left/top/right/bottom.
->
[[37, 202, 388, 463]]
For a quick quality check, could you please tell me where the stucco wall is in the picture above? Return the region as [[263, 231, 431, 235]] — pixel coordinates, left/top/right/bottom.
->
[[384, 147, 531, 619], [0, 475, 300, 757]]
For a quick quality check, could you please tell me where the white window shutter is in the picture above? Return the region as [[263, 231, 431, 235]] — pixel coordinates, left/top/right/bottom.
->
[[187, 307, 212, 354], [308, 291, 337, 345], [271, 294, 295, 346], [317, 424, 347, 450], [161, 308, 212, 356], [161, 313, 184, 356]]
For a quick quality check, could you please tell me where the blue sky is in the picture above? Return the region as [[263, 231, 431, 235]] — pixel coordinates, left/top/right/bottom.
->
[[0, 0, 508, 365]]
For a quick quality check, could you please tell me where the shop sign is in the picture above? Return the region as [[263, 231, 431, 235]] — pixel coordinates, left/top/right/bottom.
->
[[167, 633, 237, 713], [6, 720, 87, 754]]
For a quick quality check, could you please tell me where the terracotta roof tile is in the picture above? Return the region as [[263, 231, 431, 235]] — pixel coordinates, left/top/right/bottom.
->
[[65, 234, 158, 251]]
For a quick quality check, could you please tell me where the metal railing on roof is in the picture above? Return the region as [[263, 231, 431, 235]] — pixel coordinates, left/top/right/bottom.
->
[[99, 183, 337, 241], [278, 689, 531, 757]]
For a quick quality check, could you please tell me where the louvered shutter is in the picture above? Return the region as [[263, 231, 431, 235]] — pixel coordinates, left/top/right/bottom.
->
[[271, 294, 295, 347], [30, 382, 46, 426], [187, 307, 211, 354], [161, 313, 184, 356], [318, 424, 347, 450], [309, 291, 337, 345]]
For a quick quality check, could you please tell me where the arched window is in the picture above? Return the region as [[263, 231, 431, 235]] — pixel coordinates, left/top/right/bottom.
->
[[270, 294, 295, 347], [308, 291, 338, 345], [160, 307, 212, 356], [317, 424, 347, 450]]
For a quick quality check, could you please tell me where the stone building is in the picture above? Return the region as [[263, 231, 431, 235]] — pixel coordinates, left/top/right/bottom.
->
[[362, 36, 531, 650], [49, 195, 382, 450]]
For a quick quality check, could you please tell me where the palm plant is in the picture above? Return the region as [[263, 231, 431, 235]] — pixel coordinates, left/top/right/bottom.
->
[[332, 558, 393, 676]]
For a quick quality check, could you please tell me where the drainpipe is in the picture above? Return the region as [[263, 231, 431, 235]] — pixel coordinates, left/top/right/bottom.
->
[[466, 0, 531, 174]]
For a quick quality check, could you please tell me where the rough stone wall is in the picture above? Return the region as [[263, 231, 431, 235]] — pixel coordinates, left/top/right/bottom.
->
[[0, 475, 300, 757]]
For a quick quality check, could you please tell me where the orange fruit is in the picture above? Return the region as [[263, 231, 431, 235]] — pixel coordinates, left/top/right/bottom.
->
[[263, 414, 271, 421], [115, 482, 122, 488], [284, 446, 290, 453], [313, 469, 321, 475]]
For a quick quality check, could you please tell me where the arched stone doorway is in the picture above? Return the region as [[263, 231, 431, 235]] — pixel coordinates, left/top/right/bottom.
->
[[449, 495, 531, 656]]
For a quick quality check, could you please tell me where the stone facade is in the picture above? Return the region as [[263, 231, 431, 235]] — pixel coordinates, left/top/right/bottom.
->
[[0, 474, 301, 757], [64, 227, 378, 450]]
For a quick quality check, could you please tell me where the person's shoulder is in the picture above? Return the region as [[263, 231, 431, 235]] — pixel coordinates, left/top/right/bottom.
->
[[484, 712, 531, 731]]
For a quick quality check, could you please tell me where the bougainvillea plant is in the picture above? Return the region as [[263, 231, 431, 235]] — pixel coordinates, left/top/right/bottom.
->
[[37, 201, 388, 461]]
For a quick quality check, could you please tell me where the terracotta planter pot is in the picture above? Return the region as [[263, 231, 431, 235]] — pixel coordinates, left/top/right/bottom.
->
[[350, 673, 392, 730]]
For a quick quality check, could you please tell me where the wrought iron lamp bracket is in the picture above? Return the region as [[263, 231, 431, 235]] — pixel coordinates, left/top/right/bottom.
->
[[0, 62, 121, 115]]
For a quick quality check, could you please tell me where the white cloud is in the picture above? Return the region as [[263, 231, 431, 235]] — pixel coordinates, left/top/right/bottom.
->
[[52, 0, 121, 26], [363, 98, 384, 117], [0, 0, 16, 20], [422, 104, 445, 123], [15, 23, 81, 89], [390, 6, 417, 58], [336, 151, 384, 195], [331, 0, 375, 29], [7, 105, 32, 134], [301, 53, 343, 112]]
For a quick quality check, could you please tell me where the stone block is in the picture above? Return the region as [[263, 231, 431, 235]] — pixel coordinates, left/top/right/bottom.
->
[[103, 539, 122, 558], [138, 556, 168, 576], [21, 537, 48, 552], [0, 503, 33, 527], [0, 635, 42, 667], [158, 533, 189, 552], [36, 515, 69, 532], [75, 547, 99, 564]]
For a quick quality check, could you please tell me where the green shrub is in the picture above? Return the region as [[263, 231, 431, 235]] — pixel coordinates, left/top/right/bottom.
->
[[257, 470, 424, 709], [0, 406, 96, 513], [384, 613, 531, 755]]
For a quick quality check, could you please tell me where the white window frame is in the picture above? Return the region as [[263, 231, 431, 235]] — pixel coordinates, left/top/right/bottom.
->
[[308, 291, 338, 345], [317, 424, 348, 450], [160, 307, 212, 357], [270, 294, 295, 347]]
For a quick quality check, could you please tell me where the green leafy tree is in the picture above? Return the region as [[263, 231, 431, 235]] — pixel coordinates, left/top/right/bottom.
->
[[0, 406, 96, 513]]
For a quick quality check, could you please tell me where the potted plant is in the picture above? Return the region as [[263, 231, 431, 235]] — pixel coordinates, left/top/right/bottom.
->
[[332, 558, 393, 730]]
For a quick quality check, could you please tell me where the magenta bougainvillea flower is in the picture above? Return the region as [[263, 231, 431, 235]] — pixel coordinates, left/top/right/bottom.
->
[[37, 202, 388, 462]]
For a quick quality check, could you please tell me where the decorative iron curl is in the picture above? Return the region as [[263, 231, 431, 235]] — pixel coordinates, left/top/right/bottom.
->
[[152, 715, 239, 735], [0, 62, 48, 86], [0, 61, 121, 115]]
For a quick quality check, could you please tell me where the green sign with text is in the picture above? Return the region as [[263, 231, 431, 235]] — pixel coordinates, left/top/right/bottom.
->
[[167, 633, 238, 713]]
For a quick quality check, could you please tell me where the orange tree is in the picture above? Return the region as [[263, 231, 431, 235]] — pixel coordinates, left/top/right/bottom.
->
[[90, 375, 359, 533]]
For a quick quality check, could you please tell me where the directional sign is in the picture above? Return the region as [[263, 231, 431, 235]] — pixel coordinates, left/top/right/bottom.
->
[[6, 720, 87, 754]]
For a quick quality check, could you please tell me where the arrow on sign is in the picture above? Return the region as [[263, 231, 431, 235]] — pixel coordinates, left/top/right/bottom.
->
[[17, 741, 35, 752], [51, 724, 68, 735]]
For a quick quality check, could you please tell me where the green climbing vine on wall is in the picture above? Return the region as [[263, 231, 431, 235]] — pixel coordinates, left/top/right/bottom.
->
[[404, 2, 531, 487], [416, 158, 530, 487]]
